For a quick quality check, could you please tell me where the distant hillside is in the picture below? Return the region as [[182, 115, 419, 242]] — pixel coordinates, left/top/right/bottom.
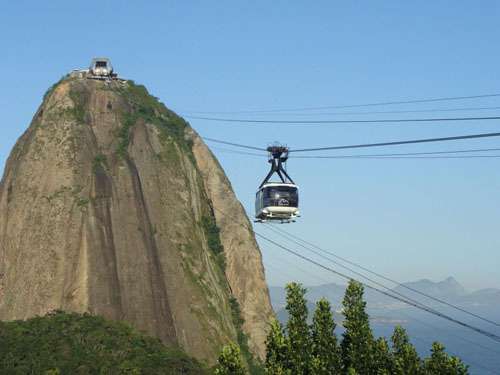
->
[[393, 276, 465, 299], [270, 277, 500, 312], [459, 288, 500, 305], [0, 311, 207, 374]]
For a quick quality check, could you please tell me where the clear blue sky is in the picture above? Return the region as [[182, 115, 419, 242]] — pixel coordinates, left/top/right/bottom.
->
[[1, 1, 500, 289]]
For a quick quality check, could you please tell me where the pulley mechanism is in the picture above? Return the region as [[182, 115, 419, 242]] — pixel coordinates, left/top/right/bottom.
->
[[259, 145, 295, 188]]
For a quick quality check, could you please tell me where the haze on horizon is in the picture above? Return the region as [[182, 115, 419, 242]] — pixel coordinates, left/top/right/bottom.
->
[[1, 1, 499, 290]]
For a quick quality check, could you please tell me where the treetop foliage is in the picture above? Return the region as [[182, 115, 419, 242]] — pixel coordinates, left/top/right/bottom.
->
[[0, 311, 206, 374], [262, 280, 469, 375], [214, 343, 246, 375]]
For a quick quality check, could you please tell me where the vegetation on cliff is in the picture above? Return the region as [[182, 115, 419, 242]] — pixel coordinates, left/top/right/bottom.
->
[[115, 80, 193, 159], [0, 311, 207, 374]]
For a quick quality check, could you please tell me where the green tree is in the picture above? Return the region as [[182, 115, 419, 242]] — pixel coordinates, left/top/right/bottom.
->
[[310, 298, 341, 374], [265, 319, 290, 375], [214, 343, 246, 375], [423, 342, 468, 375], [340, 280, 375, 374], [372, 337, 393, 374], [263, 281, 469, 375], [391, 325, 422, 375], [0, 311, 205, 374], [285, 282, 311, 375]]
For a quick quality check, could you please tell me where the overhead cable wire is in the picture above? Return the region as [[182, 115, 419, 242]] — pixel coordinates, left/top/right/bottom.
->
[[259, 222, 500, 367], [394, 309, 500, 358], [202, 137, 267, 151], [187, 114, 500, 125], [266, 248, 500, 373], [210, 204, 500, 350], [212, 147, 500, 160], [268, 258, 500, 374], [210, 145, 500, 159], [262, 225, 500, 359], [261, 233, 333, 284], [264, 254, 331, 286], [210, 146, 266, 157], [263, 224, 460, 314], [265, 244, 500, 363], [266, 224, 500, 328], [211, 205, 500, 343], [203, 131, 500, 153], [181, 93, 500, 114], [291, 147, 500, 158], [290, 131, 500, 152], [219, 105, 500, 117], [295, 155, 500, 159], [188, 114, 500, 125], [253, 230, 500, 344], [264, 224, 500, 329], [214, 140, 500, 325]]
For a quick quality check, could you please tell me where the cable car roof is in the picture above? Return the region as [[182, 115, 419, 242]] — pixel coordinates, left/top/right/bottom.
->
[[259, 182, 298, 188]]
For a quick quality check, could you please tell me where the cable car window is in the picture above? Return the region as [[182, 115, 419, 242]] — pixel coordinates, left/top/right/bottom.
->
[[96, 61, 107, 68], [263, 186, 298, 207]]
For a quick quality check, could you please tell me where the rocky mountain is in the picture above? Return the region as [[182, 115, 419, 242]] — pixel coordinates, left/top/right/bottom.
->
[[0, 75, 274, 364]]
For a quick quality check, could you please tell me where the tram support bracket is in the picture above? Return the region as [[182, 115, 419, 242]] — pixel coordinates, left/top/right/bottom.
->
[[258, 145, 295, 188]]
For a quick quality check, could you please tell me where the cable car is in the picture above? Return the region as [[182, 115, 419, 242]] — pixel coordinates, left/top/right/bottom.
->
[[255, 145, 299, 223], [88, 57, 117, 80]]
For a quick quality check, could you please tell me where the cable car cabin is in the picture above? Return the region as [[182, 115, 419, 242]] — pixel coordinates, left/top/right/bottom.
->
[[88, 58, 117, 79], [255, 182, 299, 222]]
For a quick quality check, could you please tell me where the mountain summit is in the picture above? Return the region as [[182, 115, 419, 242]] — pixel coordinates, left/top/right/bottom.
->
[[394, 276, 466, 298], [0, 75, 273, 363]]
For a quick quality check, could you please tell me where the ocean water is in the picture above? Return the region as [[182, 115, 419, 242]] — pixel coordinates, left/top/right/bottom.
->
[[369, 308, 500, 375]]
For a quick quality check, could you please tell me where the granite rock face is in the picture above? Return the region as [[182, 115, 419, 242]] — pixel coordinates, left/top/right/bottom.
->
[[189, 131, 274, 359], [0, 77, 273, 363]]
